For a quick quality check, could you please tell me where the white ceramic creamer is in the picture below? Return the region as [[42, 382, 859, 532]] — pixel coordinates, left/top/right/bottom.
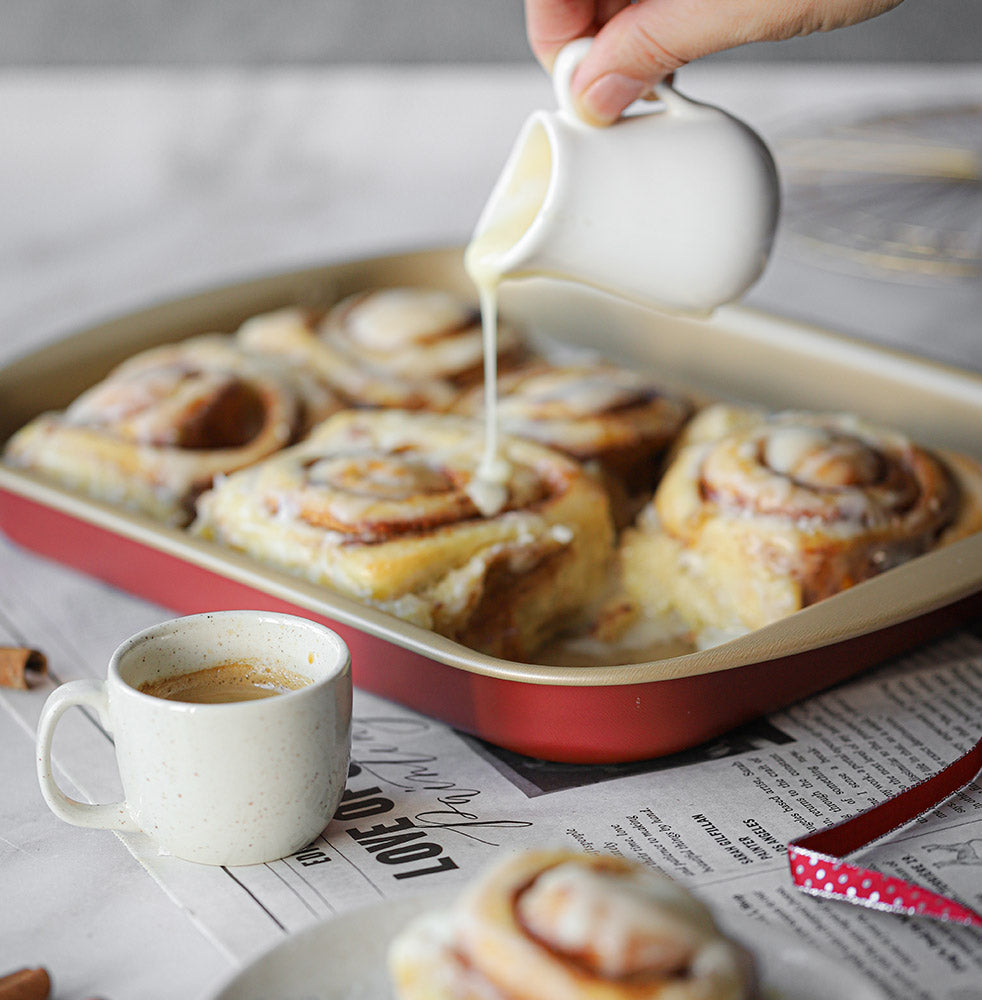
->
[[465, 37, 780, 314]]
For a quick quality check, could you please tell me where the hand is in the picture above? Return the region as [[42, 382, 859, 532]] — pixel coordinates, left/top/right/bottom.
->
[[526, 0, 904, 125]]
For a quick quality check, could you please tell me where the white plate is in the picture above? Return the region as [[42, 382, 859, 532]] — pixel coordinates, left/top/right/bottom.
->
[[209, 891, 887, 1000]]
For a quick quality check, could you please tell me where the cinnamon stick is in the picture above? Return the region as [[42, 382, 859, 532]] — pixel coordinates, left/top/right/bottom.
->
[[0, 968, 51, 1000], [0, 648, 47, 690]]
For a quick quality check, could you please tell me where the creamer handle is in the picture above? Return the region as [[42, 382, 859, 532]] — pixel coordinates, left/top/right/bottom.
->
[[553, 37, 703, 123], [552, 37, 596, 121]]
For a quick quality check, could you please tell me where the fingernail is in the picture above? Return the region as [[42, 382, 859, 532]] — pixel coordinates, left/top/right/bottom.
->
[[576, 73, 647, 126]]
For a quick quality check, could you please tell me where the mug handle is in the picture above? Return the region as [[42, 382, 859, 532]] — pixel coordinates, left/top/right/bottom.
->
[[552, 37, 704, 123], [36, 679, 139, 831]]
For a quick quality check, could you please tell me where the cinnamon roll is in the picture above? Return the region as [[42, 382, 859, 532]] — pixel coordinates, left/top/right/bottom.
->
[[236, 287, 529, 411], [388, 849, 753, 1000], [620, 404, 982, 645], [192, 410, 614, 659], [3, 334, 341, 525], [455, 362, 692, 527]]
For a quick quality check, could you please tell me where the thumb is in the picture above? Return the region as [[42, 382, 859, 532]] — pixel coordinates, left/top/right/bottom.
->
[[570, 2, 691, 126]]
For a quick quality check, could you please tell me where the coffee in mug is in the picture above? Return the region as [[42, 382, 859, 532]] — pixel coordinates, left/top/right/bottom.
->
[[139, 660, 310, 704], [36, 610, 352, 866]]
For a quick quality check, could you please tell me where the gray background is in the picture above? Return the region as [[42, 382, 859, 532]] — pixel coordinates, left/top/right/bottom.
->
[[2, 0, 978, 66]]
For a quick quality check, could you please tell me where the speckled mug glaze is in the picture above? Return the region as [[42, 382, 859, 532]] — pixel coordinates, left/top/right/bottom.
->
[[36, 611, 352, 866]]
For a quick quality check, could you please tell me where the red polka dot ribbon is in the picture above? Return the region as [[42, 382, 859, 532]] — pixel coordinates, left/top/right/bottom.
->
[[787, 737, 982, 926]]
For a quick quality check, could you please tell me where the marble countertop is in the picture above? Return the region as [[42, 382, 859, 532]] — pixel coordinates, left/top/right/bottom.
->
[[1, 62, 980, 1000]]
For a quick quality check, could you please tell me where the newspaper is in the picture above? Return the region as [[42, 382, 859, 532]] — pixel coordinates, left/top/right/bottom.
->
[[2, 535, 980, 1000]]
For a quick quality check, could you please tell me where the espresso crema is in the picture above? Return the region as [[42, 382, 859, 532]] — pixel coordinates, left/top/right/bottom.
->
[[139, 660, 310, 704]]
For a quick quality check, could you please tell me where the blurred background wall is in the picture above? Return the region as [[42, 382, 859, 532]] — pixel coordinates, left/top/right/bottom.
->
[[1, 0, 976, 66]]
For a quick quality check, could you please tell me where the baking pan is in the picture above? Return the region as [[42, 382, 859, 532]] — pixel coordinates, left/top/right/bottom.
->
[[2, 247, 980, 763]]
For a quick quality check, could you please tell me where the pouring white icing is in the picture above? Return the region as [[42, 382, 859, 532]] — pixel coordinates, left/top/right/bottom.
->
[[464, 126, 552, 516]]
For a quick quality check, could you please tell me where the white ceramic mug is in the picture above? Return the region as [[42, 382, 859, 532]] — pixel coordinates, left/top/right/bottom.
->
[[36, 610, 352, 866], [466, 38, 780, 313]]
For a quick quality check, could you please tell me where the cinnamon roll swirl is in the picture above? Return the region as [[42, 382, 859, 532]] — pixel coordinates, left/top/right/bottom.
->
[[3, 334, 341, 525], [620, 404, 982, 644], [192, 410, 614, 659], [236, 287, 529, 411], [388, 849, 753, 1000], [455, 362, 692, 527]]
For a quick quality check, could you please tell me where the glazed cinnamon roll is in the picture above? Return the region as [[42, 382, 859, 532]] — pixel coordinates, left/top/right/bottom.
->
[[388, 850, 753, 1000], [3, 334, 341, 525], [236, 287, 529, 411], [192, 410, 614, 659], [455, 362, 692, 527], [620, 404, 982, 645]]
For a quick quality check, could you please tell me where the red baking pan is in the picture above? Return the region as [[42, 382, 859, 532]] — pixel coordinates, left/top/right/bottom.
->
[[2, 248, 980, 763]]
